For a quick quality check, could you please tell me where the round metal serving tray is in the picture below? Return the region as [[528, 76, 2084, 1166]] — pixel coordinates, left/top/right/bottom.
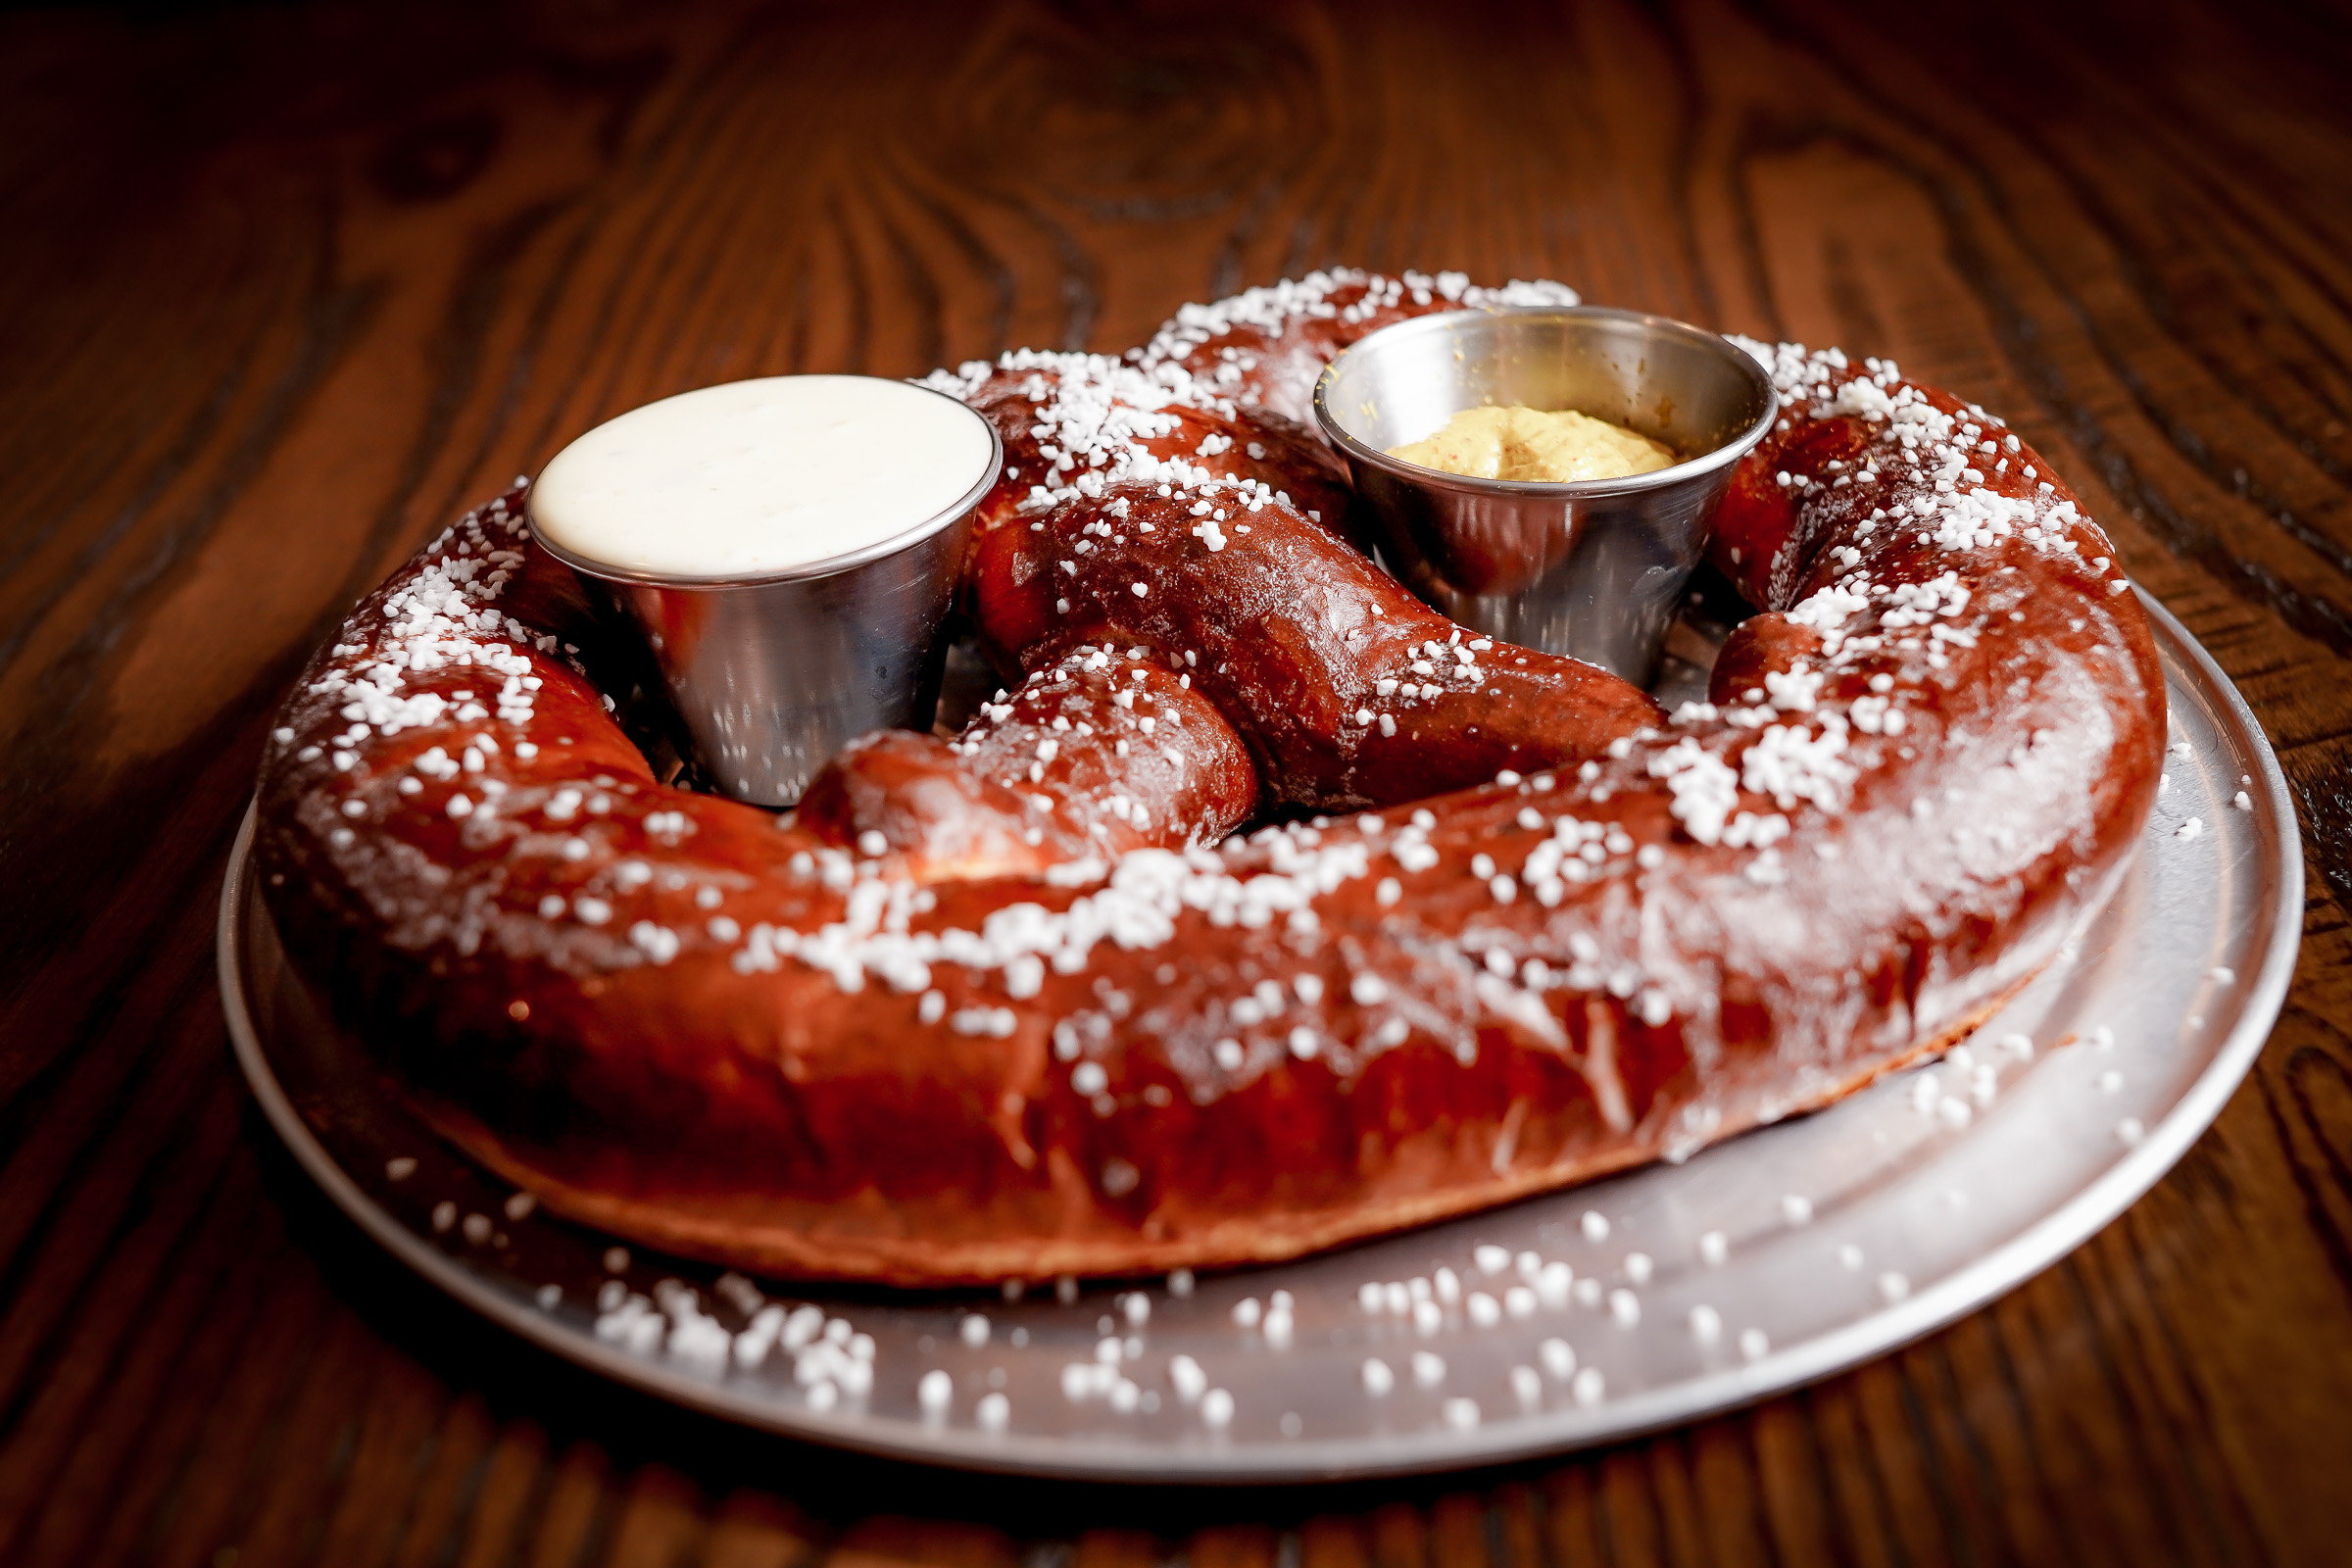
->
[[220, 589, 2299, 1482]]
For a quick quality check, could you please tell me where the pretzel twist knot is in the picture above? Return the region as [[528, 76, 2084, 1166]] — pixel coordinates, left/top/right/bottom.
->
[[257, 270, 2164, 1284]]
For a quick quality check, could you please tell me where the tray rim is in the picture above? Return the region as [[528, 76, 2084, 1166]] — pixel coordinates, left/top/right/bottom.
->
[[218, 587, 2302, 1483]]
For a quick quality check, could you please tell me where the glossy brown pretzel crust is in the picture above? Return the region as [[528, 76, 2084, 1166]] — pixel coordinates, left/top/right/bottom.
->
[[255, 271, 2164, 1285]]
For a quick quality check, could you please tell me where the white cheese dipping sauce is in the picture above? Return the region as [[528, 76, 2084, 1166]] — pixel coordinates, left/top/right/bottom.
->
[[529, 375, 998, 580]]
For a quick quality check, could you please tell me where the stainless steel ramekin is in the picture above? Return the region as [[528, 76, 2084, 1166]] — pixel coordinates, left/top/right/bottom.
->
[[529, 384, 1001, 808], [1313, 307, 1777, 684]]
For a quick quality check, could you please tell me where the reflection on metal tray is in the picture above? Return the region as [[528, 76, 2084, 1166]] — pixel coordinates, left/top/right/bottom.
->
[[220, 588, 2297, 1481]]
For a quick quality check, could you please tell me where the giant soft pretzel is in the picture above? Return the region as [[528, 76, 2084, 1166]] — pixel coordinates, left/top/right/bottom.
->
[[255, 270, 2164, 1285]]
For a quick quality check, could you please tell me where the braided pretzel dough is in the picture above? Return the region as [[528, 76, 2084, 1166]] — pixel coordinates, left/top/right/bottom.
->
[[256, 270, 2164, 1285]]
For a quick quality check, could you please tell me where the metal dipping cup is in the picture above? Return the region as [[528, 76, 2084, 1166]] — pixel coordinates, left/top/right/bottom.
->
[[529, 387, 1000, 808], [1313, 307, 1778, 685]]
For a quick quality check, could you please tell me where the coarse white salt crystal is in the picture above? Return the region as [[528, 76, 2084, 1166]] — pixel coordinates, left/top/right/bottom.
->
[[1536, 1262, 1573, 1306]]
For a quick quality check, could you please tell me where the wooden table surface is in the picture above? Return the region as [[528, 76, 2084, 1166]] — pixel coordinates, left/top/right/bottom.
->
[[7, 1, 2351, 1562]]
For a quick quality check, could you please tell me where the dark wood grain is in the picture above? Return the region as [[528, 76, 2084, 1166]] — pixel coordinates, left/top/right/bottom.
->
[[5, 0, 2351, 1561]]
